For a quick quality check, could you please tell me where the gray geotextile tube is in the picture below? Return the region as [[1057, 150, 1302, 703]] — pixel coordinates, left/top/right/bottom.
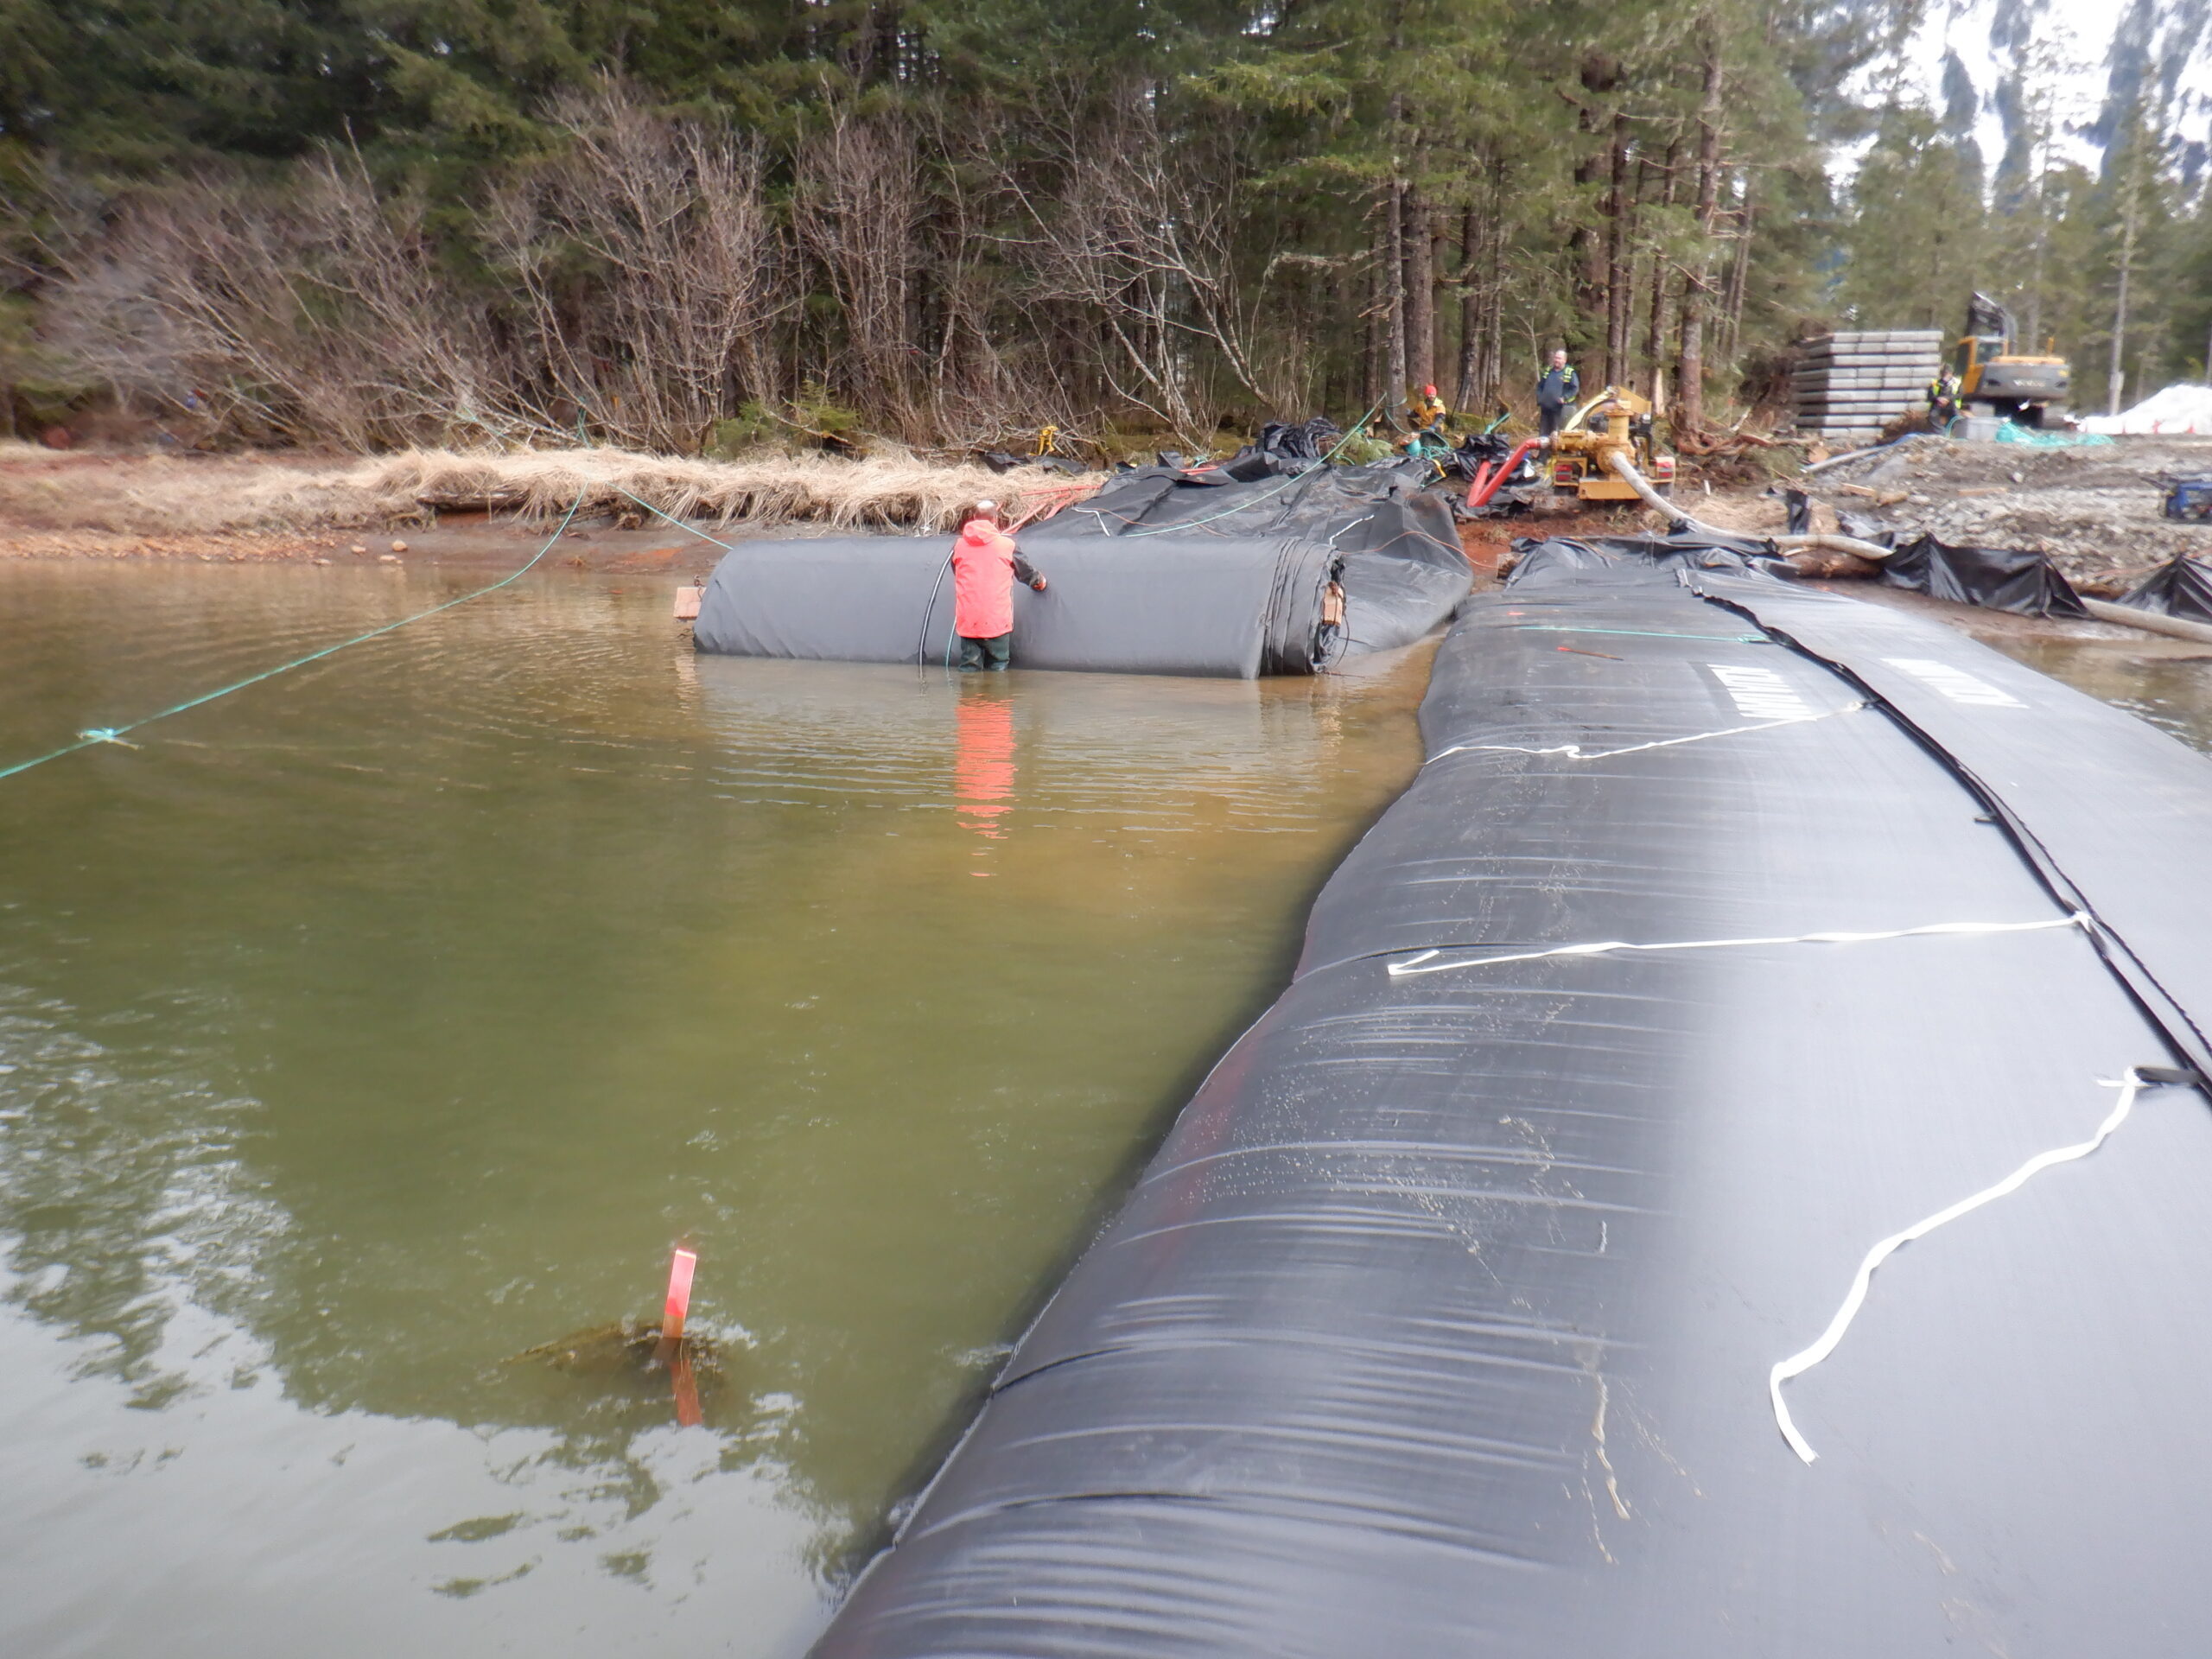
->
[[692, 532, 1339, 677]]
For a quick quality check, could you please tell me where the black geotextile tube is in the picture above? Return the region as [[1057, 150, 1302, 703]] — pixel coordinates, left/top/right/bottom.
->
[[1031, 463, 1469, 654], [691, 533, 1338, 678], [811, 550, 2212, 1658]]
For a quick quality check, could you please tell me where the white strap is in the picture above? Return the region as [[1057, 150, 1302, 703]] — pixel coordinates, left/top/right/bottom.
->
[[1769, 1069, 2150, 1463], [1427, 702, 1862, 766], [1389, 914, 2087, 979]]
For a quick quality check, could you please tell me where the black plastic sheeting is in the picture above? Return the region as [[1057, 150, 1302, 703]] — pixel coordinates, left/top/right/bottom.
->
[[692, 533, 1339, 678], [813, 550, 2212, 1657], [1033, 464, 1469, 654], [2119, 553, 2212, 623], [1836, 524, 2089, 617], [1505, 527, 1787, 579], [1250, 416, 1344, 462]]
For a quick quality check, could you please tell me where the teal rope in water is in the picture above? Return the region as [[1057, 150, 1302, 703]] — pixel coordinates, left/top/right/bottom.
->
[[0, 491, 588, 784], [615, 491, 741, 552]]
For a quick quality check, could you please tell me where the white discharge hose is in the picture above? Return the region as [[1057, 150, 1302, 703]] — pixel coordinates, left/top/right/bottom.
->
[[1605, 453, 2212, 647], [2080, 596, 2212, 647], [1602, 452, 1895, 564]]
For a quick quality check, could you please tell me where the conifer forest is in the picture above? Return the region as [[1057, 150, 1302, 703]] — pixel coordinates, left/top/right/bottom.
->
[[2, 0, 2209, 451]]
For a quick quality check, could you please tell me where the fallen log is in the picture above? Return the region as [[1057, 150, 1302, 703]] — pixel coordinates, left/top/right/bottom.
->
[[417, 491, 529, 512]]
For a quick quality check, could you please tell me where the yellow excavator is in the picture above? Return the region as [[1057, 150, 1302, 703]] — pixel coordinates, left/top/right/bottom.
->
[[1547, 385, 1675, 501], [1952, 292, 2069, 426]]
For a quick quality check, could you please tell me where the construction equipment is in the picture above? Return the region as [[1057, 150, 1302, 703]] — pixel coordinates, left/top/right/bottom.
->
[[1464, 435, 1543, 510], [1952, 292, 2070, 427], [2163, 478, 2212, 523], [1547, 385, 1675, 502]]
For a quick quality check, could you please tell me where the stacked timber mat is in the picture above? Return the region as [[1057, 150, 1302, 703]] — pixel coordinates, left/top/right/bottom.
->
[[690, 463, 1469, 677], [812, 539, 2212, 1657], [1793, 329, 1944, 442]]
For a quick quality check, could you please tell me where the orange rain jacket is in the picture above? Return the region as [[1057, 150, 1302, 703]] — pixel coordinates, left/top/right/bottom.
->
[[950, 518, 1045, 639]]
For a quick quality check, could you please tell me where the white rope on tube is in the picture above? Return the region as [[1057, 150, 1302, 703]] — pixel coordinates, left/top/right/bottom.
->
[[1387, 914, 2087, 979], [1426, 702, 1865, 766], [1769, 1069, 2151, 1464]]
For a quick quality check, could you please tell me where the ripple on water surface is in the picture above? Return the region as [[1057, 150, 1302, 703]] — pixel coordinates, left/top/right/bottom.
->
[[0, 559, 1431, 1658]]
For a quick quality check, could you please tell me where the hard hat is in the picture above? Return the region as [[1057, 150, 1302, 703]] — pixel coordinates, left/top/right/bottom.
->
[[975, 498, 997, 512], [1423, 385, 1438, 398]]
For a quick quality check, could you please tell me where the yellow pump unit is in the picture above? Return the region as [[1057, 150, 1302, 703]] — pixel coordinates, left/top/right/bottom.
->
[[1547, 386, 1675, 503]]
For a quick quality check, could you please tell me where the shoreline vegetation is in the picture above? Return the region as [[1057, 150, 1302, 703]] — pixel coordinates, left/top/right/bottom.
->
[[0, 442, 1099, 559], [9, 13, 2208, 462]]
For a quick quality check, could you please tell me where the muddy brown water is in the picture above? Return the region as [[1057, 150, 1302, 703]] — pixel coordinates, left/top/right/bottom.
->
[[2, 559, 2208, 1656], [0, 559, 1430, 1656]]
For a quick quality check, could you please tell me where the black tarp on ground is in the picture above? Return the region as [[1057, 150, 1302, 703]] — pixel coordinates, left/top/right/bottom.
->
[[1833, 524, 2090, 617], [1503, 528, 1785, 583], [1031, 464, 1468, 653], [811, 552, 2212, 1658], [692, 533, 1339, 678], [2119, 553, 2212, 622]]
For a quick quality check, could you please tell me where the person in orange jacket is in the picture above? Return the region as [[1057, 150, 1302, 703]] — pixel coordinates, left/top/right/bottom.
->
[[950, 500, 1047, 671]]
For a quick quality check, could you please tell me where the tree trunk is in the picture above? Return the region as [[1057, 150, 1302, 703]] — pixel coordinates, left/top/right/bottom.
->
[[1673, 34, 1723, 433], [1457, 202, 1482, 409], [1646, 138, 1680, 406], [1569, 54, 1619, 341], [1405, 182, 1434, 392], [1384, 175, 1408, 409], [1605, 111, 1631, 385], [1719, 183, 1753, 365], [1363, 239, 1382, 412], [2108, 136, 2145, 415]]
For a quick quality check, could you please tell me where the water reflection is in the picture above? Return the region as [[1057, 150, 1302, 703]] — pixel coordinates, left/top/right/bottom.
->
[[0, 562, 1431, 1657], [1980, 636, 2212, 755], [953, 689, 1015, 847]]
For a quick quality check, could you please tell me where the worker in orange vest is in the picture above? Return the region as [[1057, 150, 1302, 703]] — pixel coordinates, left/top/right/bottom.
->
[[950, 500, 1049, 671]]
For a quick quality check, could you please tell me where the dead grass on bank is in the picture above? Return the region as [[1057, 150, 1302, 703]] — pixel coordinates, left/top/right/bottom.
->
[[0, 444, 1099, 538], [368, 448, 1096, 531]]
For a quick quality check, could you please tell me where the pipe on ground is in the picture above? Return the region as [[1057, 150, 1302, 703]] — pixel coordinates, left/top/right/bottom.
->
[[1605, 454, 2212, 643], [2080, 596, 2212, 647], [1601, 452, 1894, 563], [1774, 532, 1897, 563]]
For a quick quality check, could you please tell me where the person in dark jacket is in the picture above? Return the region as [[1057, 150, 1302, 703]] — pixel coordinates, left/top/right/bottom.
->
[[1536, 350, 1581, 436]]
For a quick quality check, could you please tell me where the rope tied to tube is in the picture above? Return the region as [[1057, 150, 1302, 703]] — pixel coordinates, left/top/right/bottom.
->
[[0, 491, 588, 784]]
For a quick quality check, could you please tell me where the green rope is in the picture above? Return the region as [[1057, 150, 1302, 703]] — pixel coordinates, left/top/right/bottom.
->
[[615, 491, 739, 552], [0, 491, 588, 784]]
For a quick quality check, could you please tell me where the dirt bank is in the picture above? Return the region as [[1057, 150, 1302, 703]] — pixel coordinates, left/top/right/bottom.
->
[[1795, 433, 2212, 587]]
